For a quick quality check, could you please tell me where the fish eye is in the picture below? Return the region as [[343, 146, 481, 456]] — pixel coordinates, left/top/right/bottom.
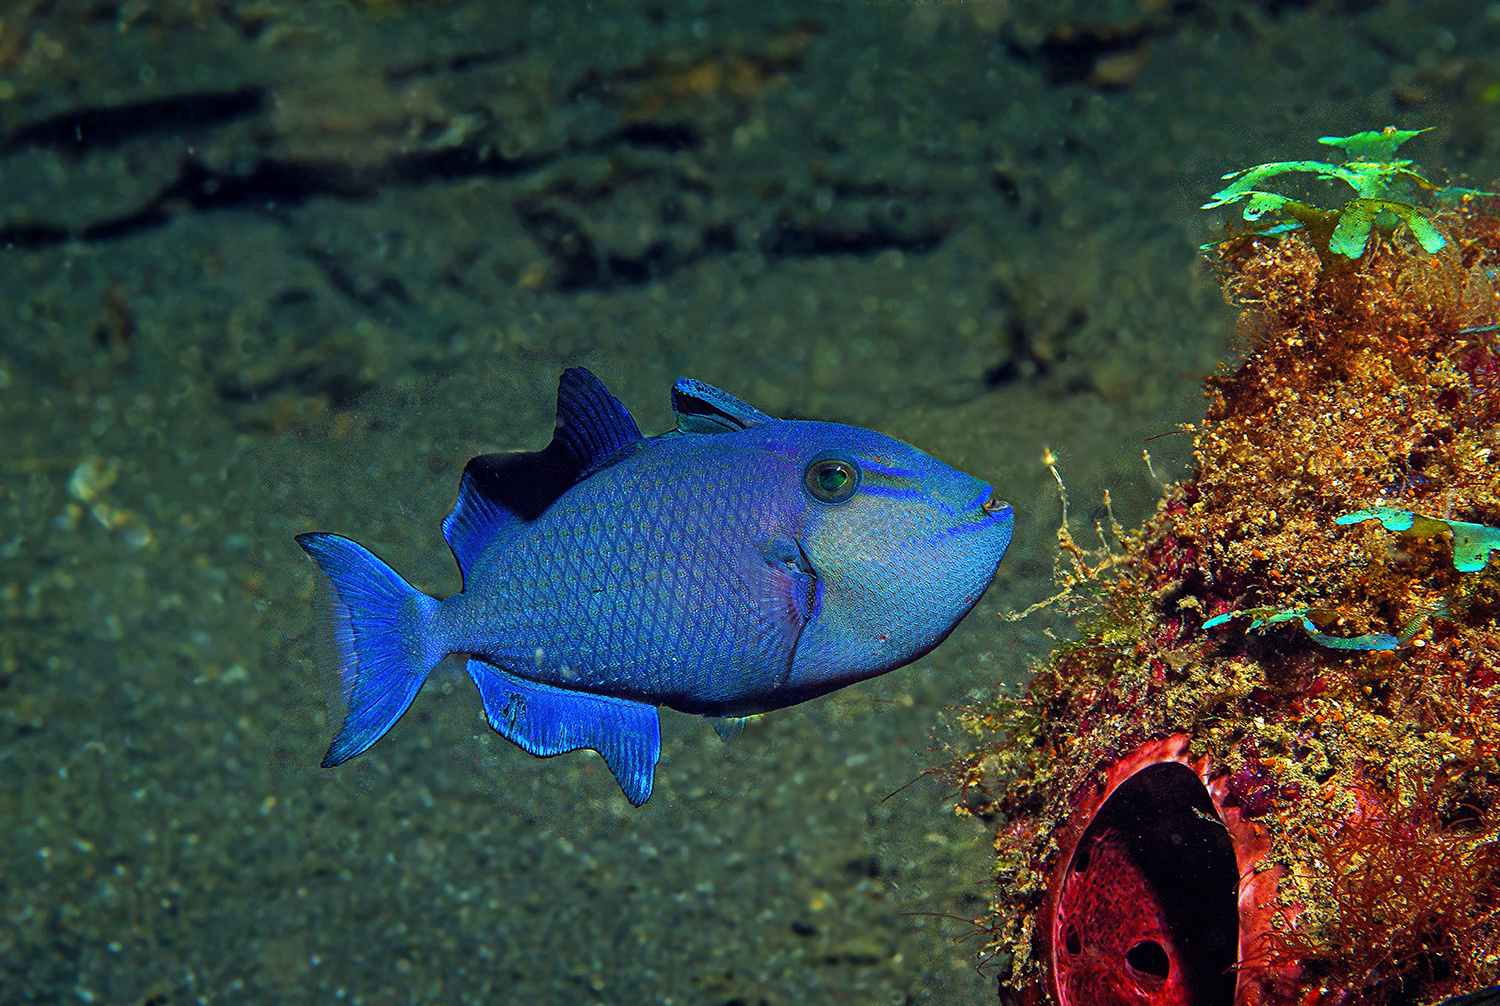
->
[[804, 455, 861, 504]]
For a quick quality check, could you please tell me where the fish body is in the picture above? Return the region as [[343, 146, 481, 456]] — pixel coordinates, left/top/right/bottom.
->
[[297, 369, 1013, 804]]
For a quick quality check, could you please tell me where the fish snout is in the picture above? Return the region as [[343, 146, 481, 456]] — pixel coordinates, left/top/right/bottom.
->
[[969, 485, 1015, 571]]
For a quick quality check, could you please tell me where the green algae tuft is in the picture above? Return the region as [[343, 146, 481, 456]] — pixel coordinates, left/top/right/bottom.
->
[[1338, 507, 1500, 574], [1201, 126, 1493, 263]]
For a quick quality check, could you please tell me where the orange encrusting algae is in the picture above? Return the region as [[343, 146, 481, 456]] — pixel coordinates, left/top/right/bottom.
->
[[952, 202, 1500, 1006]]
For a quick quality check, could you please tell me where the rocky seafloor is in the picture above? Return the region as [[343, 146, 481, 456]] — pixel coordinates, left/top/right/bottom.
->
[[3, 1, 1499, 1003]]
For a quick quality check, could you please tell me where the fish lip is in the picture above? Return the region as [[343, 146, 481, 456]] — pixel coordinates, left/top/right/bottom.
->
[[964, 486, 1012, 519]]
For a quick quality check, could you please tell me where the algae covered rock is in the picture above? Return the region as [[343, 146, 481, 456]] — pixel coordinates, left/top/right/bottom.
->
[[955, 192, 1500, 1005]]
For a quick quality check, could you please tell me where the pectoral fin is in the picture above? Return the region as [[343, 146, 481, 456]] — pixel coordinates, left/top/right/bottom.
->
[[709, 716, 748, 742], [734, 534, 822, 688], [758, 533, 821, 620], [466, 658, 661, 806]]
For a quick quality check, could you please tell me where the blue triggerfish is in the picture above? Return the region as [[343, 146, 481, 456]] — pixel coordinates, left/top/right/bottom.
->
[[297, 369, 1014, 804]]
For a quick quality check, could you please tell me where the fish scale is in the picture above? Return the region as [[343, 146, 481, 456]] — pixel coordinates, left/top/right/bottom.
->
[[467, 447, 776, 697], [467, 452, 792, 707], [296, 368, 1013, 804]]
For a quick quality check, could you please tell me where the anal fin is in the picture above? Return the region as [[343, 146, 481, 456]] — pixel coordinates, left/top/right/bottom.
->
[[466, 658, 661, 806]]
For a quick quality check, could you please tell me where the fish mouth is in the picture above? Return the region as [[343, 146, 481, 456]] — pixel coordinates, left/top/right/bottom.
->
[[982, 490, 1011, 517], [953, 488, 1014, 558], [958, 486, 1011, 520]]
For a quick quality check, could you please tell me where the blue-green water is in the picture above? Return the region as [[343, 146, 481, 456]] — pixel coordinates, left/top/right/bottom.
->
[[2, 1, 1496, 1002]]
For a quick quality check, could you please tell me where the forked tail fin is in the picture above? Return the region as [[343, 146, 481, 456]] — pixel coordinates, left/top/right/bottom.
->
[[296, 533, 442, 766]]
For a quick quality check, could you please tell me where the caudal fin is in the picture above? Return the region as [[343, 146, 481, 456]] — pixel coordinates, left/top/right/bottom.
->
[[296, 532, 442, 767]]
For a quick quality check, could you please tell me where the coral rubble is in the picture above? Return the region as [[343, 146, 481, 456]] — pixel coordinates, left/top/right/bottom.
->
[[955, 202, 1500, 1005]]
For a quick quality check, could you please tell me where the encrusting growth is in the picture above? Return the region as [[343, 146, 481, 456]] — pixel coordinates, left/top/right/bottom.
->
[[952, 138, 1500, 1005]]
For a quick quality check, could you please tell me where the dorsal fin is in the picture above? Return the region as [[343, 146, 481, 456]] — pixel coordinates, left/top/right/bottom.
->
[[442, 369, 642, 583], [671, 377, 773, 434], [555, 367, 644, 472]]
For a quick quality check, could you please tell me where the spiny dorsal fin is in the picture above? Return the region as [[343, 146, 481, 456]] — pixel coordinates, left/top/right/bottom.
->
[[672, 377, 772, 434], [442, 369, 642, 583]]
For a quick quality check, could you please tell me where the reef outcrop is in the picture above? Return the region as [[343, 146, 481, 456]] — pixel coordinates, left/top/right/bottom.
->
[[955, 202, 1500, 1006]]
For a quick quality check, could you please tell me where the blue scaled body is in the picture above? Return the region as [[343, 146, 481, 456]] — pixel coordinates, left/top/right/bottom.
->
[[297, 369, 1014, 805]]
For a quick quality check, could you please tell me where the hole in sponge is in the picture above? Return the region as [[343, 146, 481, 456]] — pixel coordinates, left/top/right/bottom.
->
[[1052, 761, 1240, 1006], [1127, 939, 1172, 979]]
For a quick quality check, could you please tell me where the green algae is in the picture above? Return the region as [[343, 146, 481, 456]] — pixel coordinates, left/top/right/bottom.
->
[[1337, 507, 1500, 573], [1202, 604, 1402, 651], [1201, 127, 1492, 261]]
